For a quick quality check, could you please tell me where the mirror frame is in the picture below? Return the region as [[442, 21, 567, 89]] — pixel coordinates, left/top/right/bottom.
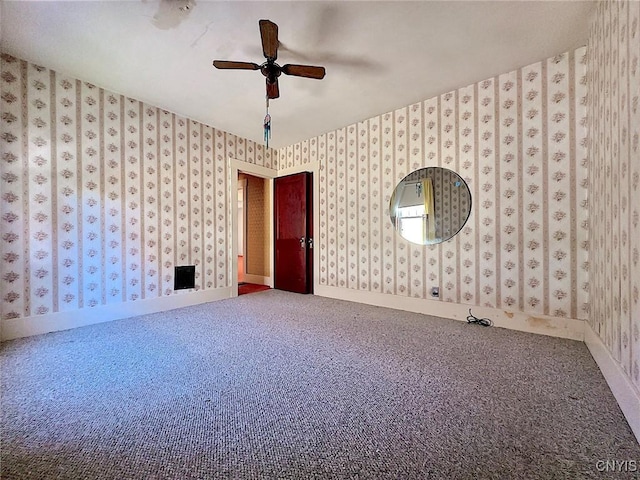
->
[[389, 167, 472, 245]]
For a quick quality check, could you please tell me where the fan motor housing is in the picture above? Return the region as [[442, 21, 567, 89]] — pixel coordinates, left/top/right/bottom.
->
[[261, 61, 281, 83]]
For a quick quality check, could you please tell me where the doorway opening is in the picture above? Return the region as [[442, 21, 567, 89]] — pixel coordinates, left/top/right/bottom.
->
[[237, 178, 247, 285], [236, 171, 272, 295]]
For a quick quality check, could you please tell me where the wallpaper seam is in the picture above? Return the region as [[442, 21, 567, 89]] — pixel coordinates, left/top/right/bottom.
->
[[172, 114, 177, 286], [156, 108, 162, 295], [391, 115, 397, 296], [223, 131, 228, 288], [455, 90, 461, 303], [119, 96, 126, 302], [186, 120, 191, 267], [624, 0, 632, 374], [569, 49, 577, 320], [517, 68, 524, 310], [99, 86, 106, 306], [50, 70, 59, 311], [366, 120, 372, 292], [473, 84, 480, 305], [200, 122, 205, 289], [139, 102, 145, 299], [353, 124, 358, 290], [213, 128, 218, 288], [437, 97, 443, 298], [541, 59, 550, 316], [494, 76, 502, 308], [75, 80, 83, 309], [21, 60, 30, 316]]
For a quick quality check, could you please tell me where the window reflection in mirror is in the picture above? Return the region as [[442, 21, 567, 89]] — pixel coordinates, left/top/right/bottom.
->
[[389, 167, 472, 245]]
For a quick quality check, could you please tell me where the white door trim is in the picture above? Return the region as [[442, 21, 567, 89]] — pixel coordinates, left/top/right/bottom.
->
[[229, 157, 277, 296]]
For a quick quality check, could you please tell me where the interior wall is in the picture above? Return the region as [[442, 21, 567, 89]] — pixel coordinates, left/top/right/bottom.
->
[[238, 173, 269, 277], [0, 53, 277, 323], [280, 46, 589, 322], [237, 183, 245, 257], [587, 0, 640, 390]]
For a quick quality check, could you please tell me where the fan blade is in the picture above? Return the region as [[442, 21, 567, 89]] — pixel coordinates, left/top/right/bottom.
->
[[281, 64, 326, 79], [259, 19, 278, 60], [213, 60, 261, 70], [266, 78, 280, 99]]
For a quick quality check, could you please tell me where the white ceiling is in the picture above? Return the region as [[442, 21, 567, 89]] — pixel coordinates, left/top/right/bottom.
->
[[1, 1, 595, 150]]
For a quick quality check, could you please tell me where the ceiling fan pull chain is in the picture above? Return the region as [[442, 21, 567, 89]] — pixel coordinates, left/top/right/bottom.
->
[[264, 96, 271, 148]]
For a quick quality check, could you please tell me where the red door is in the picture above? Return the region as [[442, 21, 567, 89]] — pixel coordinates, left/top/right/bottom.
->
[[274, 172, 313, 294]]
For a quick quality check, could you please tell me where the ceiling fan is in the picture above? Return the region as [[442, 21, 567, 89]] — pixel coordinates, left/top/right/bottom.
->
[[213, 19, 326, 99]]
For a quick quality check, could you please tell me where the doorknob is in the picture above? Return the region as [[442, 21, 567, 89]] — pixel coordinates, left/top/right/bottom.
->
[[299, 236, 306, 248], [307, 238, 313, 249]]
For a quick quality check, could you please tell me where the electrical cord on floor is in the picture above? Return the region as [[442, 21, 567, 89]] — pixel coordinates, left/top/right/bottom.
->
[[467, 309, 493, 327]]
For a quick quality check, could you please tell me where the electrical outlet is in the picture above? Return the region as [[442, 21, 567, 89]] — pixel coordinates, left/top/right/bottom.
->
[[431, 286, 439, 298]]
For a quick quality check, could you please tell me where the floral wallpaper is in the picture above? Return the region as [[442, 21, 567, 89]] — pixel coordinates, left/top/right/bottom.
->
[[0, 42, 599, 335], [0, 53, 276, 321], [587, 0, 640, 389], [280, 47, 589, 321]]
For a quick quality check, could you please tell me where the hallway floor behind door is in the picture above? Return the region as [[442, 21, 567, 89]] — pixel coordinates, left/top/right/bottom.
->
[[238, 284, 271, 295]]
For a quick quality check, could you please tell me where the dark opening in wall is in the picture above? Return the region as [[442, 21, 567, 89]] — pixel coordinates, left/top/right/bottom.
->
[[174, 265, 195, 290]]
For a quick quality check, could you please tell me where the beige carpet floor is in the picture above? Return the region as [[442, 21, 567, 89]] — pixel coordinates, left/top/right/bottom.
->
[[2, 290, 639, 479]]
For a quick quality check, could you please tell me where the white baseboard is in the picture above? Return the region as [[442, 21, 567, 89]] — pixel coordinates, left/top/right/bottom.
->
[[243, 273, 272, 287], [315, 285, 585, 341], [0, 287, 233, 341], [584, 323, 640, 444]]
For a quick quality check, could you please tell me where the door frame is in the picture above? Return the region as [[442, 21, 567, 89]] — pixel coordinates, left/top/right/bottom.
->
[[229, 158, 276, 297], [228, 155, 320, 297]]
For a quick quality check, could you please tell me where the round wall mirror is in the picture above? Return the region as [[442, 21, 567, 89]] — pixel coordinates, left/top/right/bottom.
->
[[389, 167, 472, 245]]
